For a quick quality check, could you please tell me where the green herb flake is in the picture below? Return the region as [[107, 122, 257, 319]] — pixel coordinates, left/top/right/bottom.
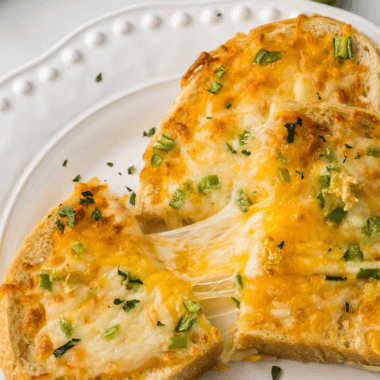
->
[[122, 299, 140, 313], [117, 267, 128, 281], [236, 189, 253, 214], [71, 241, 84, 256], [183, 300, 201, 313], [317, 93, 322, 100], [226, 143, 237, 154], [343, 156, 347, 164], [157, 321, 165, 327], [143, 127, 156, 137], [226, 102, 232, 109], [90, 208, 102, 221], [253, 49, 283, 65], [342, 244, 363, 262], [197, 175, 220, 195], [151, 153, 163, 167], [207, 80, 223, 94], [277, 241, 285, 249], [82, 191, 93, 197], [284, 118, 302, 144], [311, 0, 337, 5], [234, 273, 243, 291], [169, 189, 186, 210], [79, 195, 95, 208], [362, 216, 380, 238], [317, 191, 325, 210], [73, 175, 81, 182], [58, 206, 76, 228], [39, 272, 53, 292], [324, 148, 338, 165], [325, 207, 347, 225], [357, 268, 380, 280], [238, 130, 249, 146], [95, 73, 103, 82], [241, 150, 251, 156], [56, 220, 65, 234], [126, 186, 133, 192], [320, 175, 331, 189], [272, 365, 282, 380], [346, 302, 350, 313], [60, 318, 74, 339], [113, 298, 125, 305], [344, 144, 353, 149], [355, 152, 361, 159], [333, 36, 353, 60], [325, 276, 347, 281], [175, 316, 197, 333], [278, 168, 290, 183], [295, 170, 304, 180], [367, 147, 380, 158], [53, 338, 81, 358], [214, 66, 226, 79], [206, 116, 213, 120], [153, 134, 176, 152], [231, 297, 240, 308], [103, 324, 120, 340], [130, 192, 136, 206], [107, 162, 113, 167], [168, 335, 187, 350], [128, 166, 135, 175], [62, 160, 68, 167]]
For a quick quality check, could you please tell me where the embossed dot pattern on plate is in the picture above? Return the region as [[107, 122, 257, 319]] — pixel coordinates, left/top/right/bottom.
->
[[171, 12, 192, 27], [85, 31, 106, 46], [260, 7, 281, 22], [141, 14, 162, 29], [0, 98, 10, 111], [12, 80, 33, 95], [113, 20, 133, 35], [201, 9, 223, 24], [39, 67, 59, 82], [231, 6, 252, 21], [61, 49, 82, 65]]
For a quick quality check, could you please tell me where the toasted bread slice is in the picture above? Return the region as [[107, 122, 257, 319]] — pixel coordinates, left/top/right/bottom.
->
[[0, 179, 223, 380], [138, 14, 380, 228]]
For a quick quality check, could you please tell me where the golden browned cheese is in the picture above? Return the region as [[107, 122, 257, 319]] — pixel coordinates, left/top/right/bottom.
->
[[138, 15, 377, 228]]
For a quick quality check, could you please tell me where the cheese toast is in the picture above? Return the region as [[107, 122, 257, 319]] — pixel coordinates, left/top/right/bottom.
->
[[138, 14, 380, 228], [0, 179, 223, 380]]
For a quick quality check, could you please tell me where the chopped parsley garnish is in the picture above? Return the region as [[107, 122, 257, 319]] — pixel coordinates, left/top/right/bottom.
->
[[103, 325, 120, 340], [344, 143, 353, 149], [214, 66, 226, 79], [90, 208, 102, 221], [206, 116, 213, 119], [71, 241, 84, 256], [325, 207, 347, 225], [318, 135, 326, 142], [295, 170, 304, 180], [39, 273, 53, 291], [169, 335, 187, 350], [234, 273, 243, 291], [278, 168, 290, 183], [95, 73, 103, 82], [157, 321, 165, 327], [355, 152, 361, 159], [60, 318, 74, 339], [231, 297, 240, 308], [241, 150, 251, 156], [62, 160, 68, 167], [272, 365, 282, 380], [113, 298, 125, 305], [129, 192, 136, 205], [317, 192, 325, 209], [153, 134, 176, 152], [333, 36, 353, 60], [126, 186, 133, 192], [317, 93, 322, 100], [277, 241, 285, 249], [253, 49, 283, 65], [311, 0, 337, 4], [122, 299, 140, 312], [56, 220, 65, 234], [183, 300, 201, 313], [284, 118, 302, 144], [169, 189, 186, 210], [118, 267, 128, 281], [175, 316, 197, 332], [53, 338, 81, 358], [325, 276, 347, 281], [226, 143, 237, 154], [58, 206, 76, 228], [343, 156, 347, 164], [107, 162, 113, 167], [324, 148, 338, 165], [197, 175, 220, 195], [238, 130, 249, 146], [82, 191, 93, 197], [367, 147, 380, 157], [342, 244, 363, 262], [127, 166, 135, 174], [73, 175, 81, 182], [357, 268, 380, 280], [79, 192, 95, 208], [207, 80, 223, 94], [118, 172, 122, 176], [236, 189, 253, 214], [143, 127, 156, 137], [346, 302, 350, 313], [226, 102, 232, 109], [151, 153, 163, 167], [362, 216, 380, 238]]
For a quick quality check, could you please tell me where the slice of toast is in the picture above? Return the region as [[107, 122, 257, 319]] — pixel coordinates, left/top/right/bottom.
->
[[0, 179, 223, 380], [138, 14, 380, 228]]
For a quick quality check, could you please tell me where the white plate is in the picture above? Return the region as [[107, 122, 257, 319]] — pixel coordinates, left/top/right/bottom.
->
[[2, 1, 380, 379]]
